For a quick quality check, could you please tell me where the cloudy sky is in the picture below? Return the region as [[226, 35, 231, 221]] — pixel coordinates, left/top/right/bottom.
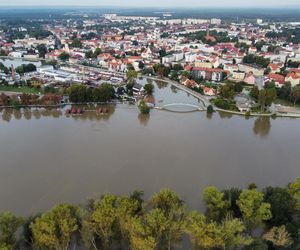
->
[[0, 0, 299, 7]]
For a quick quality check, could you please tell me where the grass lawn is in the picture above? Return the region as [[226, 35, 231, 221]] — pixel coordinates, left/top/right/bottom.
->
[[0, 85, 41, 94]]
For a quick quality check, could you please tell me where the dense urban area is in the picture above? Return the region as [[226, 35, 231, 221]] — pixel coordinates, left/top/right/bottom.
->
[[1, 7, 300, 250], [0, 9, 300, 116]]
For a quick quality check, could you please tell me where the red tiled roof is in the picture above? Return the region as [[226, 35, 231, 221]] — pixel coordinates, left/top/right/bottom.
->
[[193, 67, 223, 73], [268, 73, 285, 84]]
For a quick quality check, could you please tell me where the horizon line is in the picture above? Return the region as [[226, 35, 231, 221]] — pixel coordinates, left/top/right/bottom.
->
[[0, 5, 300, 9]]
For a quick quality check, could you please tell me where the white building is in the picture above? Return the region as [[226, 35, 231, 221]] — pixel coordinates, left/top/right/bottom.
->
[[211, 18, 221, 25]]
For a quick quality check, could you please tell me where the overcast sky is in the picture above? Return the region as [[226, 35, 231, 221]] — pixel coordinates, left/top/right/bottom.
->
[[0, 0, 299, 7]]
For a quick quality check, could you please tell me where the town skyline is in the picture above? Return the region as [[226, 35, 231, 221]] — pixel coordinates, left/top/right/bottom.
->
[[1, 0, 300, 8]]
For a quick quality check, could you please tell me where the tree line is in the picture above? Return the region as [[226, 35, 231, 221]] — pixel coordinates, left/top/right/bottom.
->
[[67, 84, 115, 103], [2, 179, 300, 249]]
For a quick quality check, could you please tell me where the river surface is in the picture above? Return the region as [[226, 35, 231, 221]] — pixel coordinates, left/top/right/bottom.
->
[[0, 78, 300, 215]]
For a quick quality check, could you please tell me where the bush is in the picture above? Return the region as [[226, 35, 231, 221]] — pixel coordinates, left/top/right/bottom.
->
[[138, 99, 150, 114], [213, 98, 230, 110], [207, 105, 214, 114]]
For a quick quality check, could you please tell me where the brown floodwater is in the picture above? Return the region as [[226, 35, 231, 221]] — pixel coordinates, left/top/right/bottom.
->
[[0, 79, 300, 215]]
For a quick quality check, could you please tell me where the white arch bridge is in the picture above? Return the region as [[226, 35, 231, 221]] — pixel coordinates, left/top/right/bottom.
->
[[155, 103, 206, 113]]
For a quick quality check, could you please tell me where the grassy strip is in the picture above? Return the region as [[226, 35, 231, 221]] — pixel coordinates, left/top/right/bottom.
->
[[0, 85, 41, 94]]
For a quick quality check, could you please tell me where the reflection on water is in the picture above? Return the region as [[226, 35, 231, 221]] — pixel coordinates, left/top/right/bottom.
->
[[218, 111, 233, 119], [206, 112, 213, 120], [138, 113, 150, 126], [253, 117, 271, 138], [0, 104, 116, 122], [155, 80, 169, 90], [170, 85, 178, 94], [0, 106, 274, 139]]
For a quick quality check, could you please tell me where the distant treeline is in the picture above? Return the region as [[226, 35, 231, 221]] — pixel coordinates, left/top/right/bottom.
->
[[0, 7, 300, 22], [1, 179, 300, 249]]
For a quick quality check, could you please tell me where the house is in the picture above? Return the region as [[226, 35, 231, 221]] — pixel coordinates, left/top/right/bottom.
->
[[244, 72, 256, 85], [141, 47, 153, 59], [267, 73, 285, 87], [285, 72, 300, 87], [69, 54, 83, 64], [162, 54, 175, 64], [128, 56, 143, 63], [184, 79, 198, 88], [238, 63, 264, 76], [268, 63, 283, 73], [97, 53, 113, 61], [230, 71, 245, 82], [248, 46, 258, 54], [195, 61, 213, 68], [203, 87, 216, 96], [132, 83, 144, 95], [108, 59, 127, 72], [192, 67, 223, 82], [244, 72, 265, 88], [24, 53, 39, 60], [234, 94, 253, 112]]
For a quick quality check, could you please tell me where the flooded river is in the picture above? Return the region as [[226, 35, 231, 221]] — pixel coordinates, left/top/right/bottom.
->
[[0, 78, 300, 215]]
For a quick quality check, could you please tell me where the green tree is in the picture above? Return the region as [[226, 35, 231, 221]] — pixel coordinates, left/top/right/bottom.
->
[[83, 194, 118, 250], [223, 188, 242, 218], [244, 238, 268, 250], [0, 212, 23, 249], [58, 52, 70, 61], [265, 87, 277, 106], [185, 211, 224, 249], [219, 83, 235, 99], [237, 189, 272, 232], [250, 86, 260, 100], [290, 85, 300, 106], [139, 100, 150, 114], [173, 64, 183, 71], [67, 84, 87, 103], [203, 186, 230, 222], [138, 61, 145, 70], [37, 44, 47, 58], [144, 83, 154, 96], [258, 87, 277, 111], [207, 105, 214, 114], [115, 196, 141, 248], [85, 50, 94, 58], [263, 187, 296, 227], [278, 82, 291, 100], [220, 217, 253, 249], [258, 89, 267, 112], [126, 70, 138, 83], [234, 82, 243, 93], [149, 189, 186, 250], [71, 38, 82, 48], [30, 204, 79, 250], [288, 178, 300, 209], [128, 209, 166, 250]]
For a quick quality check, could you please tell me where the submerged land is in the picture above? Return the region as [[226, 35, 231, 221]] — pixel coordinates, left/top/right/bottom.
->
[[0, 6, 300, 250]]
